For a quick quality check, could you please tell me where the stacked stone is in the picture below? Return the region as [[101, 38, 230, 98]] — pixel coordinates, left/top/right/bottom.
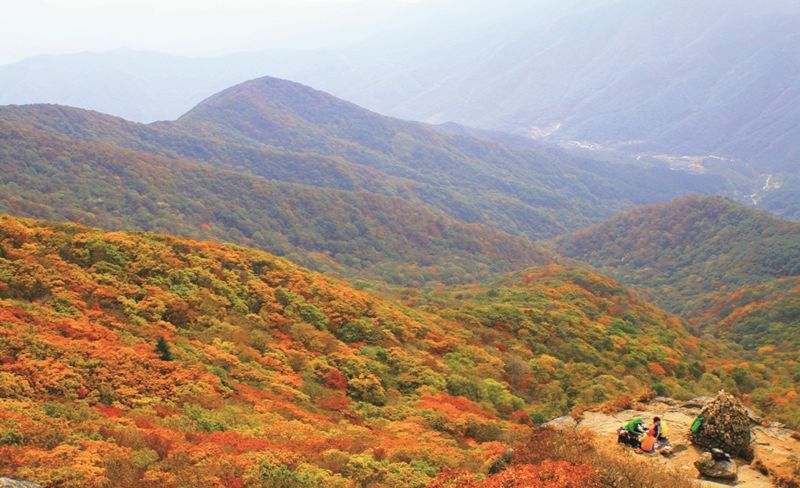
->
[[690, 391, 753, 461]]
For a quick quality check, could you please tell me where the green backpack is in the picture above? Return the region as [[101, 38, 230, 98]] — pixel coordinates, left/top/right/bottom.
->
[[690, 415, 704, 433]]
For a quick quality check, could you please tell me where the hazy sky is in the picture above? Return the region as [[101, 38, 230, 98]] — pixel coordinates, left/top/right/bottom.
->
[[0, 0, 429, 64]]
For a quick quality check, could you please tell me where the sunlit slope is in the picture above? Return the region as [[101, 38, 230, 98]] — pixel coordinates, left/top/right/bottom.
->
[[0, 215, 724, 486], [557, 196, 800, 316]]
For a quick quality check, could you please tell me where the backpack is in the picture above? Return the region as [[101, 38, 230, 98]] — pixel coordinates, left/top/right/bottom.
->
[[661, 420, 669, 437], [641, 435, 656, 452], [690, 415, 704, 433]]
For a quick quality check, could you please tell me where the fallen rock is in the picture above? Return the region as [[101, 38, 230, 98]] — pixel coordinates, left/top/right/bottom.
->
[[694, 451, 738, 480], [542, 416, 577, 430], [661, 444, 688, 458], [690, 391, 754, 461]]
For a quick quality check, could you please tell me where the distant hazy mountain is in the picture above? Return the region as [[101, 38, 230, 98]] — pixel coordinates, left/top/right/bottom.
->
[[0, 49, 338, 123], [2, 1, 799, 172], [0, 76, 729, 241], [405, 0, 800, 172], [2, 1, 798, 218]]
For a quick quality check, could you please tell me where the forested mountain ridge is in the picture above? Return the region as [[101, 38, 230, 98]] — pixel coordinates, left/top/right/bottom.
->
[[0, 120, 550, 286], [555, 196, 800, 352], [0, 75, 732, 240], [3, 1, 799, 178], [0, 214, 770, 487]]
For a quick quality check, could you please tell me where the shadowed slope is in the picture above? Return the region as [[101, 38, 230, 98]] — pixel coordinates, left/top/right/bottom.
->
[[0, 120, 549, 285]]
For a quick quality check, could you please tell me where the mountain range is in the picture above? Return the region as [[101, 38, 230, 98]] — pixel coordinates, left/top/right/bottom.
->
[[0, 119, 551, 287], [0, 75, 732, 288], [1, 35, 799, 485], [1, 75, 795, 349], [2, 1, 799, 221]]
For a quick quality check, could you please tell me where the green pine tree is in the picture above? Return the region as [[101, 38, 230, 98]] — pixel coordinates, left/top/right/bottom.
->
[[155, 337, 174, 361]]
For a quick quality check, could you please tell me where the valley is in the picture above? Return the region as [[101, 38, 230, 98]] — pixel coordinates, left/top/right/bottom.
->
[[0, 75, 797, 488], [0, 2, 799, 486]]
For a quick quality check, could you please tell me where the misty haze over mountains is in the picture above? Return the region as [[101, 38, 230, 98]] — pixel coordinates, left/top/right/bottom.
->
[[2, 0, 799, 220]]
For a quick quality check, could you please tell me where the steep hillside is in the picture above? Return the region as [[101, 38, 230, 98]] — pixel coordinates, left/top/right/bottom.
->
[[698, 277, 800, 352], [556, 196, 800, 349], [0, 76, 732, 240], [0, 103, 413, 196], [0, 215, 723, 486], [0, 120, 548, 286]]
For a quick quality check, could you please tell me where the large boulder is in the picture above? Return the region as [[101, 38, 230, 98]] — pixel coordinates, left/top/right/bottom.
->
[[690, 391, 753, 460], [694, 452, 738, 480]]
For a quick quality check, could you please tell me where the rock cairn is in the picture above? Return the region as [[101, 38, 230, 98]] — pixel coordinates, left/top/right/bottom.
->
[[690, 391, 753, 461]]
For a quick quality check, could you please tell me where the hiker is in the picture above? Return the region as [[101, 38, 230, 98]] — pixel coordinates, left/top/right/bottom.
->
[[617, 427, 636, 446], [652, 416, 668, 442], [624, 417, 647, 436], [640, 429, 657, 453], [618, 417, 646, 447]]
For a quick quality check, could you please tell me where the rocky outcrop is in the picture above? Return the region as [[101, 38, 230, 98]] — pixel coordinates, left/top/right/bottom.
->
[[683, 397, 714, 409], [745, 408, 764, 425], [487, 447, 514, 475], [543, 416, 577, 430], [569, 397, 797, 487], [690, 391, 754, 461], [652, 397, 680, 407], [0, 478, 42, 488], [694, 452, 738, 480]]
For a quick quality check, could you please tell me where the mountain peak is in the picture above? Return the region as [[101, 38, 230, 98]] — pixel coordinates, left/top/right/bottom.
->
[[183, 75, 330, 115], [178, 75, 391, 146]]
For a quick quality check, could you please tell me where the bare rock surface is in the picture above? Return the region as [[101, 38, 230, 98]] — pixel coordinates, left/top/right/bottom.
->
[[542, 415, 577, 430], [683, 397, 715, 409], [0, 478, 42, 488], [561, 396, 800, 488]]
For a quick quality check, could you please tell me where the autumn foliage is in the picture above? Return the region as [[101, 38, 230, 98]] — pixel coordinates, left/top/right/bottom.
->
[[0, 215, 790, 486]]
